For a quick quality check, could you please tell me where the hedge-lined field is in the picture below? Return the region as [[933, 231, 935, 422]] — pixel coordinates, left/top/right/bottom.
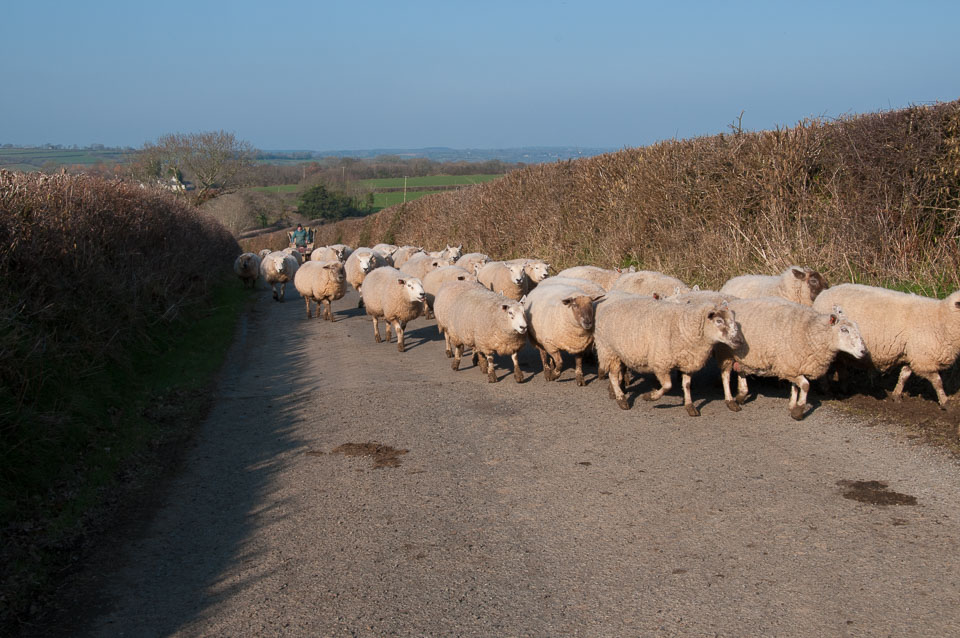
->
[[307, 101, 960, 296]]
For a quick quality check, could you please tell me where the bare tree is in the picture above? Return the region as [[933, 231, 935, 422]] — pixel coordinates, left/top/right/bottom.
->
[[139, 130, 257, 202]]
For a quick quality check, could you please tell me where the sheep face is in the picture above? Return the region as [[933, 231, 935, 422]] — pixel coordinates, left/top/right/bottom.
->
[[827, 307, 866, 359], [561, 295, 597, 331], [359, 253, 375, 273], [704, 304, 741, 348], [272, 256, 286, 273], [508, 263, 526, 285], [399, 278, 425, 303], [792, 267, 829, 302], [502, 302, 528, 334], [326, 263, 346, 282], [526, 262, 550, 283], [443, 244, 463, 261]]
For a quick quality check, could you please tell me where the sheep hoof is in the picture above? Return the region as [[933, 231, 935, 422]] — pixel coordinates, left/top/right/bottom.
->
[[640, 392, 656, 402], [726, 400, 741, 412], [514, 369, 523, 383], [608, 384, 617, 400], [790, 406, 805, 421], [487, 374, 497, 383], [598, 370, 608, 380], [735, 395, 747, 405], [451, 360, 460, 371], [576, 374, 585, 387], [890, 393, 903, 403], [616, 396, 631, 410], [445, 349, 453, 358], [374, 334, 382, 343], [272, 290, 278, 301], [686, 404, 701, 417], [397, 343, 404, 353]]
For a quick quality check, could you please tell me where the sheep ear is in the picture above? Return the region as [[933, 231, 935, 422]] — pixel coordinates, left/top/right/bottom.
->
[[791, 267, 805, 279], [593, 294, 606, 302]]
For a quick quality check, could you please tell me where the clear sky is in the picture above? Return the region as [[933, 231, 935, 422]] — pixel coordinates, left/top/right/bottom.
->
[[3, 0, 958, 151]]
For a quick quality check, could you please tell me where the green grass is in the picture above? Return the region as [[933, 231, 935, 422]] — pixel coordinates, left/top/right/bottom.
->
[[1, 275, 250, 630], [372, 190, 440, 209], [0, 147, 135, 170], [249, 184, 302, 193], [358, 174, 502, 188]]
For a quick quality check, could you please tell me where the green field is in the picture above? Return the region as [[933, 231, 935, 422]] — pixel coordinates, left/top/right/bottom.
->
[[0, 147, 135, 170], [250, 184, 302, 193], [372, 190, 442, 208], [358, 174, 502, 188]]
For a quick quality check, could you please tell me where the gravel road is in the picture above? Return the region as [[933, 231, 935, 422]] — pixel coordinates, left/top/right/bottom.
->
[[64, 287, 960, 636]]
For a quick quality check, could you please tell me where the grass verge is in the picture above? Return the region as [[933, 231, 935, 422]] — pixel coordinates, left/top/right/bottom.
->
[[1, 276, 252, 635]]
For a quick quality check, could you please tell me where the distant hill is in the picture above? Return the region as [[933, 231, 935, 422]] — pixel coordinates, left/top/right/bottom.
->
[[305, 146, 618, 163]]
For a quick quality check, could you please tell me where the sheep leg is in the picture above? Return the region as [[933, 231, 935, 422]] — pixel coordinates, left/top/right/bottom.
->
[[642, 370, 672, 403], [356, 286, 364, 308], [789, 375, 810, 420], [736, 375, 749, 404], [485, 353, 497, 383], [892, 365, 912, 402], [475, 352, 486, 371], [372, 316, 382, 343], [917, 370, 949, 408], [304, 297, 312, 319], [546, 348, 564, 381], [512, 352, 523, 383], [452, 344, 463, 371], [323, 299, 333, 321], [278, 283, 285, 301], [575, 354, 585, 387], [272, 284, 279, 301], [682, 373, 700, 417], [537, 346, 555, 381], [443, 333, 453, 358], [385, 321, 393, 342], [608, 361, 630, 410], [395, 321, 405, 352], [721, 364, 741, 412]]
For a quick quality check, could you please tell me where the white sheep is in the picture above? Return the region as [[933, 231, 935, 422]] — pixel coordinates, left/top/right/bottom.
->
[[455, 252, 490, 275], [233, 252, 261, 288], [328, 244, 353, 260], [555, 265, 623, 291], [536, 276, 608, 299], [813, 283, 960, 408], [666, 290, 739, 306], [523, 283, 604, 386], [477, 261, 528, 300], [595, 293, 741, 416], [260, 251, 300, 301], [399, 253, 452, 280], [433, 280, 528, 382], [391, 245, 425, 269], [360, 266, 426, 352], [429, 244, 463, 261], [344, 248, 388, 306], [611, 270, 691, 298], [716, 297, 866, 420], [422, 265, 477, 314], [257, 248, 273, 260], [720, 266, 828, 306], [293, 260, 346, 321], [506, 258, 551, 292], [371, 243, 400, 265], [282, 246, 304, 265], [311, 245, 346, 262]]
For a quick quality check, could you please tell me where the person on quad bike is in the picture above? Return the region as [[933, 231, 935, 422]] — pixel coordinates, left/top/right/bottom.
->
[[291, 224, 308, 251]]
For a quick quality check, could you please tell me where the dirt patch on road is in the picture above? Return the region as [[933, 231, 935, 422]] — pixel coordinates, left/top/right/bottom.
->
[[837, 480, 918, 506], [836, 393, 960, 455], [330, 443, 409, 468]]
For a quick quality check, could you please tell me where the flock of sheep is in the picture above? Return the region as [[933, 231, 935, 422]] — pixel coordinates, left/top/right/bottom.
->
[[233, 242, 960, 423]]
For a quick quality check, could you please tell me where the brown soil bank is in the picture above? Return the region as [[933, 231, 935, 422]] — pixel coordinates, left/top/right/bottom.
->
[[313, 100, 960, 295]]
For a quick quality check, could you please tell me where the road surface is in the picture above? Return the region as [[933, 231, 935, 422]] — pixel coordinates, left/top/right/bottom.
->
[[56, 288, 960, 636]]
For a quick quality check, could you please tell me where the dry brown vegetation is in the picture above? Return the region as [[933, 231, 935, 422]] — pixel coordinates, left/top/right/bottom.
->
[[301, 101, 960, 295]]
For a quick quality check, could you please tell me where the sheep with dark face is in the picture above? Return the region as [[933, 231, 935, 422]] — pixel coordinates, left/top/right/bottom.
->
[[720, 266, 828, 306], [523, 283, 603, 386], [233, 252, 261, 288]]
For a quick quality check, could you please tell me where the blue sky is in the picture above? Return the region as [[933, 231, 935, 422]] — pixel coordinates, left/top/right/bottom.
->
[[2, 0, 958, 151]]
